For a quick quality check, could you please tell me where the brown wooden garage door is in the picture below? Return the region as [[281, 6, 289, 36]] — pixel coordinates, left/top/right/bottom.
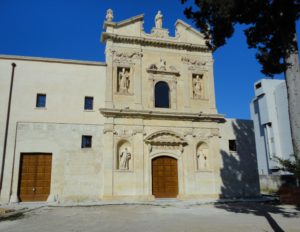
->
[[18, 153, 52, 202], [152, 156, 178, 198]]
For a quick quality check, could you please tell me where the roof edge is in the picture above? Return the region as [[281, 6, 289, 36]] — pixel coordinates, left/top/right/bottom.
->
[[0, 54, 106, 66], [103, 14, 144, 29]]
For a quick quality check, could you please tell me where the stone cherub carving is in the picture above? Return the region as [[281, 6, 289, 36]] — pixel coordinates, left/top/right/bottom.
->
[[193, 75, 204, 98], [159, 58, 166, 70], [155, 11, 163, 28], [106, 9, 113, 22], [119, 147, 131, 170], [119, 68, 130, 93], [197, 150, 208, 169]]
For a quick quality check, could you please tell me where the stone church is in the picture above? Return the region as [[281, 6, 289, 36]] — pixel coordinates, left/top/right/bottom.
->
[[0, 10, 259, 203]]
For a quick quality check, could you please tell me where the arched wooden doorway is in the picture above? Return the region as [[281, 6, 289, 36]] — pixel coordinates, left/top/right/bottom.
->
[[152, 156, 178, 198]]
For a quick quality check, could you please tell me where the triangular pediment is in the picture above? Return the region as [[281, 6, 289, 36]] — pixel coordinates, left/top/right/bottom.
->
[[175, 19, 206, 45], [145, 130, 187, 145]]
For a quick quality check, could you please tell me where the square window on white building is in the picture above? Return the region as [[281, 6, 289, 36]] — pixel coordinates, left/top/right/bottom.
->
[[36, 94, 46, 108], [84, 96, 94, 110], [81, 135, 92, 148]]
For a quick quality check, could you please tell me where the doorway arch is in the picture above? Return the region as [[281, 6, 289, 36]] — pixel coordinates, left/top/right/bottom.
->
[[152, 156, 178, 198]]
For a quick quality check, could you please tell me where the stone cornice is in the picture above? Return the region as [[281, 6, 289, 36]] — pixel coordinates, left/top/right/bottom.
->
[[146, 68, 180, 76], [101, 32, 210, 52], [103, 14, 144, 30], [99, 108, 225, 122]]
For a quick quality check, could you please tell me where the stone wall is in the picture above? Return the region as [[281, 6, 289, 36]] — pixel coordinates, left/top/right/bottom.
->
[[219, 119, 260, 198], [10, 122, 104, 203]]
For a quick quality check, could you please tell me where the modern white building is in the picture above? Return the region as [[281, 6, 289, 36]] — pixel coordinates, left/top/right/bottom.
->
[[250, 79, 294, 175]]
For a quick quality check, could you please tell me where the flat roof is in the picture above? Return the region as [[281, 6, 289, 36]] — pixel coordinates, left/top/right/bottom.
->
[[0, 54, 106, 66]]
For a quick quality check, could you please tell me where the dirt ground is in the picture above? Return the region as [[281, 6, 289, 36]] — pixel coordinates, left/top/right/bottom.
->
[[0, 202, 299, 232]]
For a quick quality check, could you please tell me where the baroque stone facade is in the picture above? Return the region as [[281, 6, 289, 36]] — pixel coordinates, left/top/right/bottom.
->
[[0, 10, 259, 203]]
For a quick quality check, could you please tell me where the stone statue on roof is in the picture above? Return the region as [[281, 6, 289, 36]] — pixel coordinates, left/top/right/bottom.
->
[[155, 11, 163, 28], [106, 9, 113, 22]]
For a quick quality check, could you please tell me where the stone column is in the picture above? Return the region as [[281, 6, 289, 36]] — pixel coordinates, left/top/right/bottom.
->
[[102, 120, 114, 198], [105, 41, 114, 108], [134, 50, 143, 109], [183, 67, 191, 110], [207, 60, 217, 114], [133, 125, 144, 196]]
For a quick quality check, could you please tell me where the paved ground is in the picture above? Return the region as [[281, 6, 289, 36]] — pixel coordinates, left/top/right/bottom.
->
[[0, 202, 299, 232]]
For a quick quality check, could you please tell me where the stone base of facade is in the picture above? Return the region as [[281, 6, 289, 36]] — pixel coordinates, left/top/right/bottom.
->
[[102, 195, 156, 201], [177, 194, 220, 200]]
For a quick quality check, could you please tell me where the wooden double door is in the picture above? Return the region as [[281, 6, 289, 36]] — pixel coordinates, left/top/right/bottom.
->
[[152, 156, 178, 198], [18, 153, 52, 202]]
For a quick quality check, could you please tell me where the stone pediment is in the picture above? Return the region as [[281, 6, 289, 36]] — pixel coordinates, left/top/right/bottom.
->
[[145, 131, 187, 146], [101, 10, 209, 52]]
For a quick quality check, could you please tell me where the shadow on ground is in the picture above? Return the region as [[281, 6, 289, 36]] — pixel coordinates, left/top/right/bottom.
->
[[217, 120, 300, 232], [215, 202, 300, 232], [0, 212, 25, 222]]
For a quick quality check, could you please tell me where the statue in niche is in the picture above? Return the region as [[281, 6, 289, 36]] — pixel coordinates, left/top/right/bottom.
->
[[119, 147, 131, 170], [193, 75, 204, 98], [155, 11, 163, 28], [119, 68, 130, 93], [197, 150, 208, 169]]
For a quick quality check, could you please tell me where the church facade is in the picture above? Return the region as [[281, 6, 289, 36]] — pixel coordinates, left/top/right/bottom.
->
[[0, 11, 259, 203]]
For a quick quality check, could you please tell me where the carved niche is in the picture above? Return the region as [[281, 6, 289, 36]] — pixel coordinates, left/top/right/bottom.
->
[[196, 142, 209, 170], [116, 140, 133, 171], [192, 74, 205, 99], [117, 67, 131, 94]]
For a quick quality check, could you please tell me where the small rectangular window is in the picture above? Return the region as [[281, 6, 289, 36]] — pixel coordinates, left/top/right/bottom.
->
[[84, 97, 94, 110], [229, 140, 237, 152], [36, 94, 46, 108], [81, 135, 92, 148]]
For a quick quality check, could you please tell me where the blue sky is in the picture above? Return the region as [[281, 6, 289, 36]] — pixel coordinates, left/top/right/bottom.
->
[[0, 0, 299, 119]]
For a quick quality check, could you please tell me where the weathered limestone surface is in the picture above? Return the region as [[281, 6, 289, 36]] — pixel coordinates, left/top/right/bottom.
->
[[0, 10, 259, 203]]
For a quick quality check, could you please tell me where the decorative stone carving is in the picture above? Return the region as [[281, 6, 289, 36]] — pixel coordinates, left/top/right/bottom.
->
[[193, 74, 204, 99], [181, 56, 206, 66], [155, 11, 163, 28], [210, 128, 220, 137], [159, 58, 167, 70], [106, 9, 113, 22], [149, 64, 158, 70], [112, 127, 144, 137], [145, 130, 187, 148], [196, 143, 209, 170], [194, 130, 211, 139], [147, 59, 180, 76], [111, 49, 143, 63], [118, 67, 130, 93], [150, 28, 170, 39], [183, 128, 194, 137], [102, 33, 209, 52]]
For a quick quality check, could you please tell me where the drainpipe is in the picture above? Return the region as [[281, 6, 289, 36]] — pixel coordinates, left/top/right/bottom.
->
[[0, 63, 17, 191]]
